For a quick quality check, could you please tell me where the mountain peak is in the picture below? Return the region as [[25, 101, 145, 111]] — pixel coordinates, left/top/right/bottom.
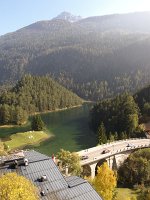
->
[[54, 11, 82, 22]]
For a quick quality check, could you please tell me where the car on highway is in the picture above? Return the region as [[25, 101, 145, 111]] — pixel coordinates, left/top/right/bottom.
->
[[80, 155, 89, 160], [101, 149, 110, 154], [126, 143, 134, 147]]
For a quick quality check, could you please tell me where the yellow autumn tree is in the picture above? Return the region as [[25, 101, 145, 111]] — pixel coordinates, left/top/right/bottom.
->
[[0, 172, 39, 200], [0, 142, 7, 156], [93, 162, 117, 200]]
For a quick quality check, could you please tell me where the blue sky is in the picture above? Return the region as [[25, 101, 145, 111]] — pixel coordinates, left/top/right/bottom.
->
[[1, 0, 150, 35]]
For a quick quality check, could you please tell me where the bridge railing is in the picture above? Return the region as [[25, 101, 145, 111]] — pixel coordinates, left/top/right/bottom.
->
[[80, 142, 150, 166], [112, 143, 150, 155], [78, 138, 149, 155]]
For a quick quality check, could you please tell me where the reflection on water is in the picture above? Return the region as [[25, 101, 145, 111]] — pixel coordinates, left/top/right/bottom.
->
[[33, 103, 97, 155]]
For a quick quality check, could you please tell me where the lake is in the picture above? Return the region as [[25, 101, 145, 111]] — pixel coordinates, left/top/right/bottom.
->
[[0, 103, 97, 156]]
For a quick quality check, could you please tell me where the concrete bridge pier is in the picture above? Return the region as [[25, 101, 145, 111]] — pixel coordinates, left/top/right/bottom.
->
[[90, 163, 97, 179], [106, 156, 117, 170]]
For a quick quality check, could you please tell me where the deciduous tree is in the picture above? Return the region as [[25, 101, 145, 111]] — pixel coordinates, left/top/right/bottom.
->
[[93, 162, 117, 200], [0, 172, 39, 200], [56, 149, 82, 176]]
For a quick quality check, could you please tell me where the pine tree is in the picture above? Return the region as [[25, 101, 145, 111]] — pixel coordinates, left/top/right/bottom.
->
[[97, 122, 107, 144], [31, 115, 45, 131], [0, 104, 10, 124]]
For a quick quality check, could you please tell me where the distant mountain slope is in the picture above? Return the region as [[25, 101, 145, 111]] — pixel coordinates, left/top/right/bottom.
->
[[78, 12, 150, 32], [0, 11, 150, 100], [54, 11, 82, 22]]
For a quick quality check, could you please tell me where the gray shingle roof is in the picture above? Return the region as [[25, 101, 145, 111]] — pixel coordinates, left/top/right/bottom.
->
[[65, 176, 87, 188], [0, 150, 102, 200], [23, 150, 49, 163]]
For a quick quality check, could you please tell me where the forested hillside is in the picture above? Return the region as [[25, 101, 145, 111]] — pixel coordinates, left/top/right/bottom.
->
[[90, 93, 140, 141], [0, 12, 150, 100], [0, 75, 82, 125], [134, 85, 150, 116]]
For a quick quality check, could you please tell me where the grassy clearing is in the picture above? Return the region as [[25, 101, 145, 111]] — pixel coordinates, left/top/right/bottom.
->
[[0, 121, 31, 139], [116, 188, 139, 200], [4, 131, 50, 150]]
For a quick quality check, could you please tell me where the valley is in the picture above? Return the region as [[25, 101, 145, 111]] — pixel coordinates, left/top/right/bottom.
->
[[0, 8, 150, 200]]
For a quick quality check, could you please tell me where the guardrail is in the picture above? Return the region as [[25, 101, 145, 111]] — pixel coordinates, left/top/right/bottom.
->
[[78, 138, 149, 155], [80, 142, 150, 166]]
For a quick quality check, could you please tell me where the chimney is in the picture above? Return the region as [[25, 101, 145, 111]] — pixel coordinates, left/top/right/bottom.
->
[[40, 190, 46, 196], [14, 160, 18, 168], [41, 175, 47, 182], [24, 158, 29, 166]]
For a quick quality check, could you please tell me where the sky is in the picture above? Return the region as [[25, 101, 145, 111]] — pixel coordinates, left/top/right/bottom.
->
[[1, 0, 150, 35]]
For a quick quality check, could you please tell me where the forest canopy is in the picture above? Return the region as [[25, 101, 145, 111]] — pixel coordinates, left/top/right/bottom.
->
[[90, 93, 140, 143], [134, 85, 150, 116], [0, 75, 82, 125], [118, 149, 150, 187]]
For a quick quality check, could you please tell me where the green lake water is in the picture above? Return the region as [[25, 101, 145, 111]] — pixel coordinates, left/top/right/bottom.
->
[[0, 103, 97, 156]]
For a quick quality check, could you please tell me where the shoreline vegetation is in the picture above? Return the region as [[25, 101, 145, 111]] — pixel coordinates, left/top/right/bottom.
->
[[0, 103, 86, 152], [34, 103, 83, 115], [33, 100, 94, 116], [0, 103, 84, 129]]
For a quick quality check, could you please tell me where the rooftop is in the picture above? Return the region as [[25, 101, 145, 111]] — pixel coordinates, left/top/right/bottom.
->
[[0, 150, 102, 200]]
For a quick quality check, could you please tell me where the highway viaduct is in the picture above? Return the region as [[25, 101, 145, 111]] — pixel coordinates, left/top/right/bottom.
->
[[77, 138, 150, 178]]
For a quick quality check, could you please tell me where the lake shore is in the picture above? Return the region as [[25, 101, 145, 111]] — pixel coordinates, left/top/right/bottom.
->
[[0, 104, 84, 129], [33, 104, 83, 115], [0, 103, 96, 155]]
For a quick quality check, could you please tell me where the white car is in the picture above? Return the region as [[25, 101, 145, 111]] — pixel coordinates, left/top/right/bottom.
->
[[126, 143, 134, 147]]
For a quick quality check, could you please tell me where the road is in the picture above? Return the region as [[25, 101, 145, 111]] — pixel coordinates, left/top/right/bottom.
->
[[78, 138, 150, 166]]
